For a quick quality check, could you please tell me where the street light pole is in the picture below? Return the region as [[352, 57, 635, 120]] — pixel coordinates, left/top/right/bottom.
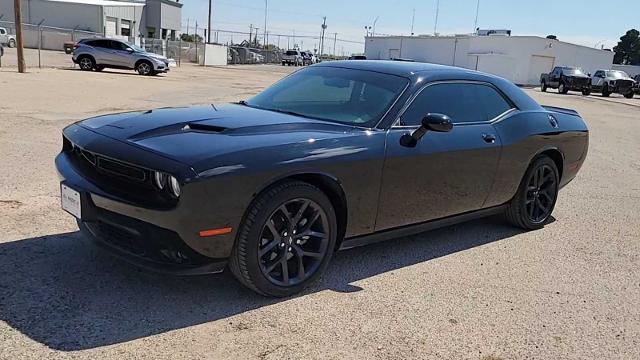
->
[[207, 0, 213, 43], [263, 0, 268, 49], [372, 16, 379, 37], [473, 0, 480, 33], [434, 0, 440, 35]]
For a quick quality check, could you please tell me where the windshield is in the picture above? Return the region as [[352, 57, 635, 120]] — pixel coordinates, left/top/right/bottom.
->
[[606, 71, 628, 79], [565, 68, 585, 75], [245, 67, 408, 127], [126, 43, 146, 53]]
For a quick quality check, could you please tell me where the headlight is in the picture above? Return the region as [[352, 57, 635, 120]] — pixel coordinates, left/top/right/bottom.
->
[[153, 171, 167, 189], [169, 176, 181, 197]]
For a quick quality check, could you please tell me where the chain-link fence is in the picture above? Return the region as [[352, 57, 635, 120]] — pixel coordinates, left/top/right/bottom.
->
[[228, 46, 281, 65], [0, 20, 102, 51]]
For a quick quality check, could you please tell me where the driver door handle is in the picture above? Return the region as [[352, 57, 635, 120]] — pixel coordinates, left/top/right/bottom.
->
[[482, 133, 496, 144]]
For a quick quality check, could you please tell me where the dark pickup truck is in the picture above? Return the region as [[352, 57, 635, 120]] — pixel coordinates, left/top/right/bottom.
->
[[540, 67, 591, 95]]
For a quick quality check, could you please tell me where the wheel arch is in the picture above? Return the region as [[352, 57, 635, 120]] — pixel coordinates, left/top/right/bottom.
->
[[77, 53, 95, 63], [135, 58, 153, 69], [250, 172, 348, 251], [533, 147, 564, 182]]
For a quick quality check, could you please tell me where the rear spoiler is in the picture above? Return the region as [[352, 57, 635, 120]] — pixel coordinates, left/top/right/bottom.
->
[[542, 105, 580, 117]]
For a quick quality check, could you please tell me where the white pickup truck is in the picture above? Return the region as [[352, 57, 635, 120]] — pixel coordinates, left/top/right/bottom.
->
[[281, 50, 303, 66], [0, 27, 16, 48]]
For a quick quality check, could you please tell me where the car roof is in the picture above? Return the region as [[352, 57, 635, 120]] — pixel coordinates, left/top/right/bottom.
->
[[314, 60, 479, 78]]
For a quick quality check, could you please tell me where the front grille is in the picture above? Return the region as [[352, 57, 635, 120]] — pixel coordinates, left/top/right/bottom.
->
[[71, 144, 149, 183], [63, 136, 176, 208], [616, 80, 633, 91]]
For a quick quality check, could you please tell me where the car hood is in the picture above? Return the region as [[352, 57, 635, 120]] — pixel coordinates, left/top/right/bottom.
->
[[567, 74, 590, 79], [143, 52, 168, 61], [78, 104, 357, 171]]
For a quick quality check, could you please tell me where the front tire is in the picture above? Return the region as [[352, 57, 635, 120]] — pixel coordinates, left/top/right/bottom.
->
[[136, 61, 153, 76], [582, 88, 591, 96], [558, 82, 568, 94], [229, 181, 337, 297], [624, 91, 634, 99], [541, 80, 547, 92], [602, 85, 610, 97], [505, 156, 559, 230]]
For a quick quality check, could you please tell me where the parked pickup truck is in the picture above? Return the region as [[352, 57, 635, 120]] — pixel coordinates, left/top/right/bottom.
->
[[281, 50, 303, 66], [0, 27, 16, 48], [540, 66, 591, 95], [633, 75, 640, 95], [591, 69, 635, 98]]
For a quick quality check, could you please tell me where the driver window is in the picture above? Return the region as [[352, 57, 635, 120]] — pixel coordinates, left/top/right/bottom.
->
[[399, 83, 512, 126]]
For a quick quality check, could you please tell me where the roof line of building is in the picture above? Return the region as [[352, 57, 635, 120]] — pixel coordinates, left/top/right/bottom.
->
[[366, 34, 611, 53]]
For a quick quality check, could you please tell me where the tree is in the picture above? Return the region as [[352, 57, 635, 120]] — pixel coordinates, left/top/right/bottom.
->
[[180, 33, 203, 43], [613, 29, 640, 65]]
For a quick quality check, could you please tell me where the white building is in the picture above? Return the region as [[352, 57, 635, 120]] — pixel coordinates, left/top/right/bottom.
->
[[0, 0, 182, 41], [365, 34, 615, 85]]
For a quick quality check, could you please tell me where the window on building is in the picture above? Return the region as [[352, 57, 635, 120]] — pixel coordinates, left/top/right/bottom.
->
[[121, 20, 131, 37], [400, 83, 513, 126]]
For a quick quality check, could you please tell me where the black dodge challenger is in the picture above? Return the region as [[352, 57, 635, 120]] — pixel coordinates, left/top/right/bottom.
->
[[56, 61, 589, 296]]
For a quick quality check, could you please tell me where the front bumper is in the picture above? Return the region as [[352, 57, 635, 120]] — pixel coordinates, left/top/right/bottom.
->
[[56, 147, 233, 275]]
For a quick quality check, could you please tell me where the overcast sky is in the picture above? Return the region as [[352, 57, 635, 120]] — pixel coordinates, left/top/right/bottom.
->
[[181, 0, 639, 55]]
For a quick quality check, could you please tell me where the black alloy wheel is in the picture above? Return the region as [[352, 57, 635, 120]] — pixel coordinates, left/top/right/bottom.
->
[[229, 181, 337, 297], [524, 163, 557, 223], [506, 156, 559, 230], [258, 198, 330, 287]]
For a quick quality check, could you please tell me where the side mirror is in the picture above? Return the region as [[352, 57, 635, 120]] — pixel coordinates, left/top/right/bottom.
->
[[400, 113, 453, 147]]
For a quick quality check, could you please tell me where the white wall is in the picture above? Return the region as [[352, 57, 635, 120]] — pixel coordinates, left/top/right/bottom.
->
[[201, 43, 228, 66], [365, 35, 614, 85], [612, 64, 640, 77]]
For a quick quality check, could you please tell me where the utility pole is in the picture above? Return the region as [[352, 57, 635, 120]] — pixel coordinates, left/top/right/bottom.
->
[[14, 0, 26, 73], [249, 24, 253, 45], [410, 8, 415, 36], [207, 0, 213, 43], [434, 0, 440, 35], [263, 0, 268, 49], [320, 17, 327, 58], [333, 32, 337, 58], [473, 0, 480, 34], [186, 18, 190, 37]]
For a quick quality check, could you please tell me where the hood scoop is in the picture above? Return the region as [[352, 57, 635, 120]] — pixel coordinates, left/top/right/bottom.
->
[[127, 122, 226, 141], [182, 123, 226, 133]]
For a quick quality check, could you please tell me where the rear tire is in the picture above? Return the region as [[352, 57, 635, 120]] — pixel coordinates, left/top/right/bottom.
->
[[229, 181, 337, 297], [78, 56, 95, 71], [505, 156, 559, 230]]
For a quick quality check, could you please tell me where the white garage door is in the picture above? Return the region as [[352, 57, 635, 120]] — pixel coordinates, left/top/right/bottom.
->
[[105, 17, 117, 37], [528, 55, 555, 86]]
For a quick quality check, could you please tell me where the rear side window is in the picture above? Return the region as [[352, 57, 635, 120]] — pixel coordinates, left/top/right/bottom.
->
[[400, 83, 513, 125], [85, 40, 111, 48]]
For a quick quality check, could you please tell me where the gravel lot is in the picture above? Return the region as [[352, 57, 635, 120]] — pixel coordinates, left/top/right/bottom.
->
[[0, 62, 638, 360]]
